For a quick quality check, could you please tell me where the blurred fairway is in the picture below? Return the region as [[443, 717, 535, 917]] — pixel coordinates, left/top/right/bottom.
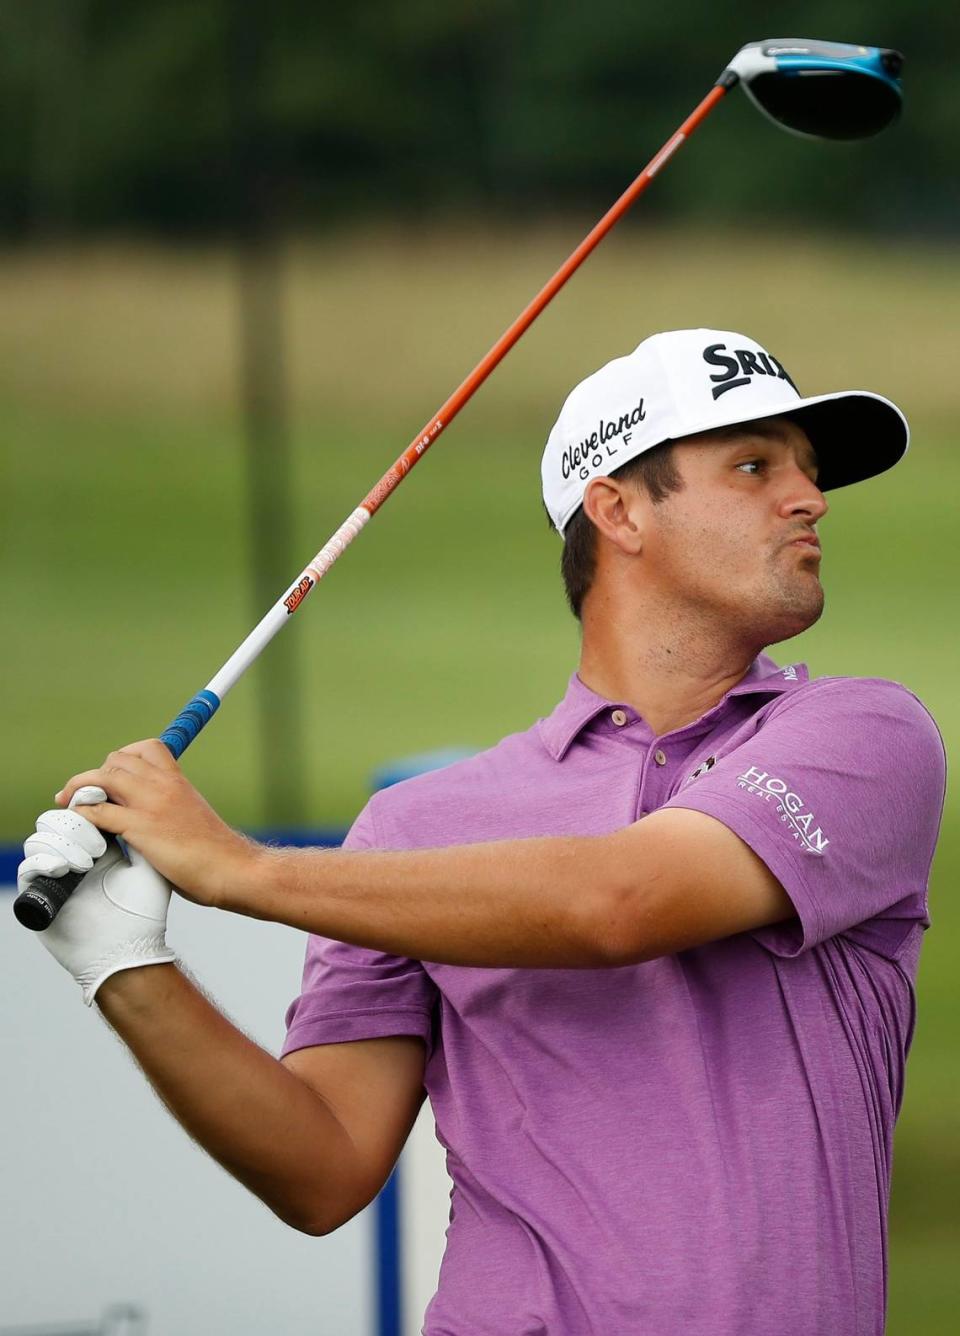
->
[[2, 225, 957, 1328]]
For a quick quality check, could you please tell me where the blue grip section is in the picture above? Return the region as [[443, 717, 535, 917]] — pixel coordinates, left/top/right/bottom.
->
[[159, 689, 221, 759]]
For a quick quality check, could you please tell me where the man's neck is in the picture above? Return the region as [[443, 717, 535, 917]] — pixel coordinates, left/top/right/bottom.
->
[[577, 597, 759, 737]]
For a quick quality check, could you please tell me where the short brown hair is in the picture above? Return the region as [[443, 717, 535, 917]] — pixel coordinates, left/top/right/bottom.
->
[[551, 441, 684, 619]]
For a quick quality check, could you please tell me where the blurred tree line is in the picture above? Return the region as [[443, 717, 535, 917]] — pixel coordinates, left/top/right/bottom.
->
[[1, 0, 957, 239]]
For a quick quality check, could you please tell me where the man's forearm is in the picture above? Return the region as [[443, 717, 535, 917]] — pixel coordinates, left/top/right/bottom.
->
[[54, 741, 635, 967], [52, 736, 785, 972], [96, 964, 362, 1233], [230, 833, 630, 968]]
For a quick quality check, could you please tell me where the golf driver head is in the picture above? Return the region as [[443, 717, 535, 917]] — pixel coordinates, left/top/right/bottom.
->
[[725, 39, 903, 140]]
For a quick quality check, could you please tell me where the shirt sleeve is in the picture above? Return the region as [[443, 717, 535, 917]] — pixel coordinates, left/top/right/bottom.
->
[[281, 795, 439, 1058], [663, 678, 946, 959]]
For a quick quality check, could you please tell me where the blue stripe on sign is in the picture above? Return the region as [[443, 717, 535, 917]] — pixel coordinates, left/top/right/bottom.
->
[[0, 847, 22, 885], [0, 828, 347, 889], [375, 1166, 402, 1336]]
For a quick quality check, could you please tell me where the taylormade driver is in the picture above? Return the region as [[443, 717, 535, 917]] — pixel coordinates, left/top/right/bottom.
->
[[724, 39, 902, 139], [14, 36, 904, 930]]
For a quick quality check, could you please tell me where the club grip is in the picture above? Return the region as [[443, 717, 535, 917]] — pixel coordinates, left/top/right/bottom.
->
[[13, 870, 85, 931], [13, 688, 223, 932], [159, 689, 220, 759]]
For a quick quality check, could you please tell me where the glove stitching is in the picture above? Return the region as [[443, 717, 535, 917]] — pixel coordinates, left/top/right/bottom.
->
[[76, 933, 173, 988]]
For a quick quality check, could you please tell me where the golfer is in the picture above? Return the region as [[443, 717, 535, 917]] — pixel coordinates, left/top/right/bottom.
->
[[21, 329, 946, 1335]]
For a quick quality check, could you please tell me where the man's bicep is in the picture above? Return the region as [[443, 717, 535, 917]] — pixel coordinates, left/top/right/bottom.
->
[[612, 808, 796, 962], [282, 1035, 427, 1209]]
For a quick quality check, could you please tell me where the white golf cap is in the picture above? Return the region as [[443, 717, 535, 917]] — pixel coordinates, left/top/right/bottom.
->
[[541, 328, 909, 533]]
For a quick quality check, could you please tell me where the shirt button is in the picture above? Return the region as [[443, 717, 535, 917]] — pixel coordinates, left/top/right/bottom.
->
[[654, 748, 667, 766], [611, 709, 628, 727]]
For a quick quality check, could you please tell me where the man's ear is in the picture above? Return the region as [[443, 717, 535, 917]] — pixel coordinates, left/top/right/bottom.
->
[[582, 476, 644, 556]]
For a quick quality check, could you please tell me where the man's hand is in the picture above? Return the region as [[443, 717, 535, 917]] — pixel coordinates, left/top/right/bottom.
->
[[18, 806, 176, 1005], [55, 739, 258, 908]]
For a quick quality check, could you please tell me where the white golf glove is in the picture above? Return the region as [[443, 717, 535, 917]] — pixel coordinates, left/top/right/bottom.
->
[[18, 788, 176, 1006]]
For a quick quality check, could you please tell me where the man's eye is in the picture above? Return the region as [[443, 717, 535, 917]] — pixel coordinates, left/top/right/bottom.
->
[[736, 460, 764, 475]]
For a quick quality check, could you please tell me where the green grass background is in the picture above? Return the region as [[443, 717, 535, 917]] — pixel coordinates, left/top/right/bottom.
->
[[2, 225, 957, 1327]]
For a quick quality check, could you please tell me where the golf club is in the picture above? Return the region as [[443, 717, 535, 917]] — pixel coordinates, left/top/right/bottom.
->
[[14, 37, 903, 931], [730, 39, 902, 139]]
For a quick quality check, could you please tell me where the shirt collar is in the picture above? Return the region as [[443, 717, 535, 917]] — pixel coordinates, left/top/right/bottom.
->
[[537, 652, 809, 761]]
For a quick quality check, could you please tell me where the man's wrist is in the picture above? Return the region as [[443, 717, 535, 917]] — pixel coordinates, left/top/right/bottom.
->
[[93, 958, 180, 1014], [216, 838, 283, 918], [220, 843, 335, 931]]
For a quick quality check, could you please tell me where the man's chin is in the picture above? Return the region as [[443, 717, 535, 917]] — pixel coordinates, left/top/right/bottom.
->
[[765, 583, 825, 645]]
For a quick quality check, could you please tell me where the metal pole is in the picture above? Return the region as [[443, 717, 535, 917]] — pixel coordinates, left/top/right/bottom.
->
[[227, 4, 305, 826]]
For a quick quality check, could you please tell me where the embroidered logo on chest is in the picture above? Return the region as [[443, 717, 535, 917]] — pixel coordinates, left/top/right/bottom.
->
[[688, 756, 717, 783]]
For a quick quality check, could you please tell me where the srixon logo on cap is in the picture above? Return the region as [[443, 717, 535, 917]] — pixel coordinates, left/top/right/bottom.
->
[[703, 343, 798, 400]]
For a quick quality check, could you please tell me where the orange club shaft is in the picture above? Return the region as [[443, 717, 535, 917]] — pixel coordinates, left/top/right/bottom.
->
[[360, 81, 732, 519]]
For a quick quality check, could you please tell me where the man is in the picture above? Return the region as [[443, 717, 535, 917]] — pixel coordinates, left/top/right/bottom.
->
[[20, 329, 946, 1335]]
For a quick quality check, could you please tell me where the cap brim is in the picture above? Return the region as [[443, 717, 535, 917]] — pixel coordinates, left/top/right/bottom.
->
[[782, 390, 909, 490], [678, 389, 908, 491]]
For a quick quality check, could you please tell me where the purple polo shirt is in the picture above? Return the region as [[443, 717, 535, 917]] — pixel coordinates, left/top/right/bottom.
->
[[283, 654, 945, 1335]]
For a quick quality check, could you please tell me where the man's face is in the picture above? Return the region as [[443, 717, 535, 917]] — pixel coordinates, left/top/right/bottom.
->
[[638, 416, 828, 646]]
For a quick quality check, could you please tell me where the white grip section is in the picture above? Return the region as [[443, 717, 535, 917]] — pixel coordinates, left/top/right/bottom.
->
[[309, 505, 371, 578], [206, 506, 371, 701]]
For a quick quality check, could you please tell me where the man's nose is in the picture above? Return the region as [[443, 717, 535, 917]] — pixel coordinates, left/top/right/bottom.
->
[[778, 468, 828, 522]]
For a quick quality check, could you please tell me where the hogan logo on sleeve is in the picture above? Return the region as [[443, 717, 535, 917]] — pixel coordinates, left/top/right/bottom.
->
[[737, 766, 830, 854]]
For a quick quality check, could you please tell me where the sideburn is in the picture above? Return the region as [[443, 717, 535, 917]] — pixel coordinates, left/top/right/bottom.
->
[[555, 443, 685, 619]]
